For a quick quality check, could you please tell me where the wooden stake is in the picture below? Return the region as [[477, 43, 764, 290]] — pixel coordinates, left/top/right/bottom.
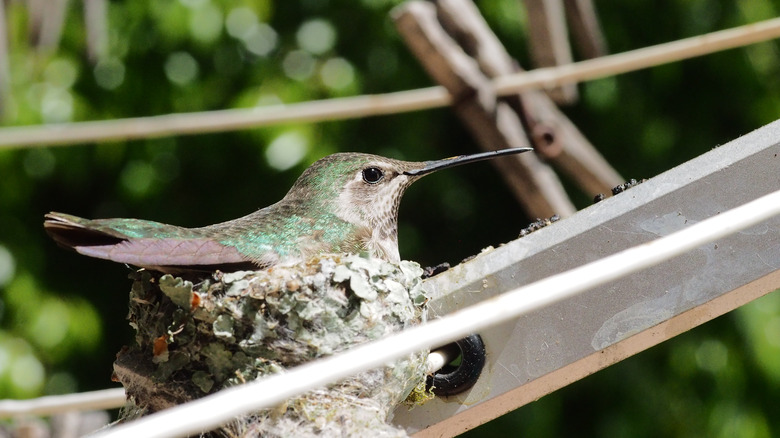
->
[[522, 0, 578, 103], [563, 0, 609, 59], [0, 0, 11, 118], [84, 0, 108, 63]]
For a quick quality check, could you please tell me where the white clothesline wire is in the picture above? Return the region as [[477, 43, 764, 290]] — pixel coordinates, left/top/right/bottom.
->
[[0, 351, 453, 418], [80, 188, 780, 438], [1, 17, 780, 149], [0, 388, 125, 417]]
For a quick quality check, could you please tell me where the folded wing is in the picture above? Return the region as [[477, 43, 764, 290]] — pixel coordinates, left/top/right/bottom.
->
[[44, 212, 259, 273]]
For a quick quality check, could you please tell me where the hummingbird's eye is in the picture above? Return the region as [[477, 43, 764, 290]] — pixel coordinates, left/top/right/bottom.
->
[[362, 167, 384, 184]]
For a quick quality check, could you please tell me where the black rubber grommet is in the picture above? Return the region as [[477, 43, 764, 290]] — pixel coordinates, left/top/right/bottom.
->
[[427, 334, 486, 397]]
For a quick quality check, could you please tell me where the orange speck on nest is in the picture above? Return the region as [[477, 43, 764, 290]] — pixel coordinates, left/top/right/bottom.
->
[[191, 293, 201, 309], [153, 335, 168, 357]]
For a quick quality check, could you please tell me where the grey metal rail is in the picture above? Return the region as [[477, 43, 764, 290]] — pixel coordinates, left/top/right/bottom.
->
[[394, 120, 780, 436]]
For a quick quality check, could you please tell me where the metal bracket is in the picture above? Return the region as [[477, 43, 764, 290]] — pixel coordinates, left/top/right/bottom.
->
[[393, 120, 780, 436]]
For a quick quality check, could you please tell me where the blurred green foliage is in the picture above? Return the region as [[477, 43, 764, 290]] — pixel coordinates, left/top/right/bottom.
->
[[0, 0, 778, 435]]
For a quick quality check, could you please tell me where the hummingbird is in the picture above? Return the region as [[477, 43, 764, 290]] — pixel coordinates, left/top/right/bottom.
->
[[45, 148, 532, 273]]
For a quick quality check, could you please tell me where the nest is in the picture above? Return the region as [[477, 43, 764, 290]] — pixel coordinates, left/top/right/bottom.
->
[[113, 254, 430, 437]]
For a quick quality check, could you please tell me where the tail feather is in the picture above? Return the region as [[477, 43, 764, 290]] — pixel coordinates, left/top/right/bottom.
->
[[44, 213, 126, 249]]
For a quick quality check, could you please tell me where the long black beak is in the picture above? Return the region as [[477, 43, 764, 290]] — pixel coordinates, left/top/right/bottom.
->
[[403, 147, 533, 177]]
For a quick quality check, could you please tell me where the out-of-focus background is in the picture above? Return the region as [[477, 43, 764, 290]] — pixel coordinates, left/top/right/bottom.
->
[[0, 0, 779, 436]]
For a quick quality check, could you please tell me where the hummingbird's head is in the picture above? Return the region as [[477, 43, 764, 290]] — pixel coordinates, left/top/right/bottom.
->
[[282, 153, 427, 261], [336, 153, 433, 261], [286, 148, 532, 261]]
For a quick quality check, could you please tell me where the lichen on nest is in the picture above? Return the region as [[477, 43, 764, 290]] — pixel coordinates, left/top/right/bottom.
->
[[114, 253, 430, 437]]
